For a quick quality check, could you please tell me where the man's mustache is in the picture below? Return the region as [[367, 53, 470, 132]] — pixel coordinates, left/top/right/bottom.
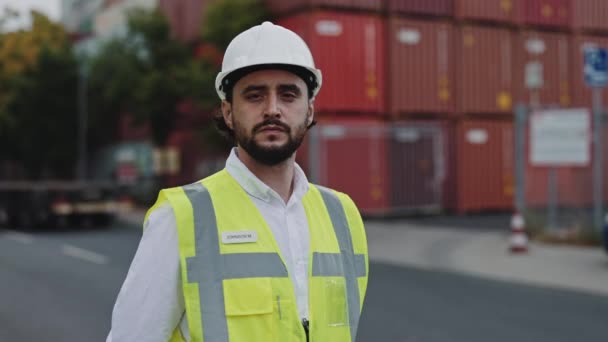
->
[[253, 118, 291, 133]]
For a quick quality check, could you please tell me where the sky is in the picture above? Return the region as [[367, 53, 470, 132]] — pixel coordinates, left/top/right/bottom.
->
[[0, 0, 61, 30]]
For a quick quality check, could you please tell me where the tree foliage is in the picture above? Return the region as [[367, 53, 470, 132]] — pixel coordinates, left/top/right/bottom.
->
[[0, 11, 69, 123], [0, 11, 78, 179], [202, 0, 269, 50], [88, 8, 215, 146]]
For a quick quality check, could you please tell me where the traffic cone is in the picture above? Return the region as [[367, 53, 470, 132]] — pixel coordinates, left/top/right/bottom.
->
[[509, 212, 528, 253]]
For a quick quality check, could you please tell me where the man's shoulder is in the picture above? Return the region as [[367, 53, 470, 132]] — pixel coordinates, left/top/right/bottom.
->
[[159, 170, 230, 194], [308, 183, 359, 210]]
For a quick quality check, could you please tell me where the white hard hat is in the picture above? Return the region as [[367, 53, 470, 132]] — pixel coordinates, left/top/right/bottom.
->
[[215, 21, 322, 101]]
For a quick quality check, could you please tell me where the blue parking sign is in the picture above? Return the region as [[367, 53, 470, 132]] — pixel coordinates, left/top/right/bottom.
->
[[584, 47, 608, 88]]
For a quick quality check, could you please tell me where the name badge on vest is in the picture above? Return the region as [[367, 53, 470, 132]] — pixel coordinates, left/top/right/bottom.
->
[[222, 231, 258, 244]]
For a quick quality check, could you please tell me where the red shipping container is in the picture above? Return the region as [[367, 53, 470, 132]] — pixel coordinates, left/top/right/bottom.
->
[[456, 25, 514, 114], [387, 0, 453, 17], [278, 11, 386, 114], [165, 128, 223, 187], [453, 119, 514, 213], [388, 18, 455, 115], [571, 35, 608, 108], [572, 0, 608, 33], [390, 121, 448, 211], [524, 0, 571, 28], [159, 0, 209, 42], [265, 0, 382, 15], [514, 31, 571, 107], [298, 118, 389, 214], [455, 0, 522, 24], [526, 167, 594, 207]]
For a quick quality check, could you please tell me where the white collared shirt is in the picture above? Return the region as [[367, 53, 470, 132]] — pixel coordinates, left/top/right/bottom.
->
[[107, 148, 311, 342]]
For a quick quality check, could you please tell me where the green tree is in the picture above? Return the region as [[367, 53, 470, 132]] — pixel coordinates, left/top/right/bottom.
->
[[0, 10, 68, 123], [202, 0, 269, 50], [2, 47, 79, 178], [196, 0, 270, 151], [87, 38, 143, 148], [88, 8, 194, 146], [0, 11, 78, 179]]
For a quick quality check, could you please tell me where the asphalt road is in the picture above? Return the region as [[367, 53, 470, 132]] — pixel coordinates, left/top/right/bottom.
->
[[1, 222, 607, 342]]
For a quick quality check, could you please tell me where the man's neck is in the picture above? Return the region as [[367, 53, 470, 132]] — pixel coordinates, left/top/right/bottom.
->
[[235, 146, 295, 204]]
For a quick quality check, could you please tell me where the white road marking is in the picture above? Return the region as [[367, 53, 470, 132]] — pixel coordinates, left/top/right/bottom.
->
[[62, 244, 109, 265], [4, 231, 34, 244]]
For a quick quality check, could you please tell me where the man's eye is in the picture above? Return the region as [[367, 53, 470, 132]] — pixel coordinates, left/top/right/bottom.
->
[[282, 93, 297, 100], [246, 93, 262, 101]]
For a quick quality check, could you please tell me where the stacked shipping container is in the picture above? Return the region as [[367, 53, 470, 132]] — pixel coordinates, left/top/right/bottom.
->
[[457, 25, 514, 115], [159, 0, 210, 42], [262, 0, 608, 214], [514, 30, 571, 107], [388, 18, 454, 115], [278, 11, 386, 114], [273, 4, 391, 214]]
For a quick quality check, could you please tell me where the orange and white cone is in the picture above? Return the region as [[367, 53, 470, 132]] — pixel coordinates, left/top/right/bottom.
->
[[509, 212, 528, 253]]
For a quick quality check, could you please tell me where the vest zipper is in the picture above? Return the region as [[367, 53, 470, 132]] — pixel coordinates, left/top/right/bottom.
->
[[277, 295, 282, 320], [302, 318, 310, 342]]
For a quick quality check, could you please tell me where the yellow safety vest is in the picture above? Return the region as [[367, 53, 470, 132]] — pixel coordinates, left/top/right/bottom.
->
[[146, 170, 368, 342]]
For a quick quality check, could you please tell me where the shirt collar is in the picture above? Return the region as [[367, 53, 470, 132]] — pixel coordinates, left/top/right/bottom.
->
[[225, 148, 310, 205]]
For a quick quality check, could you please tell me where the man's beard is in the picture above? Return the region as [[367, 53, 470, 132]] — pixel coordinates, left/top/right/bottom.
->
[[234, 116, 308, 166]]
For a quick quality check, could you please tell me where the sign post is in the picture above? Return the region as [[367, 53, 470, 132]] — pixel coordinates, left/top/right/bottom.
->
[[584, 46, 607, 232], [515, 61, 544, 217]]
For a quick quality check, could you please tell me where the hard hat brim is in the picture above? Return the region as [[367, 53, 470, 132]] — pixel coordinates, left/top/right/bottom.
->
[[216, 63, 322, 101]]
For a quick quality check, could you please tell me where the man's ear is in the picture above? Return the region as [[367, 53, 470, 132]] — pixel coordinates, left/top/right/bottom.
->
[[221, 101, 233, 129], [307, 102, 315, 126]]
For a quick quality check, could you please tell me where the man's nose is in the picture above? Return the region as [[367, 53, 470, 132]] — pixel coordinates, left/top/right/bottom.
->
[[264, 93, 281, 118]]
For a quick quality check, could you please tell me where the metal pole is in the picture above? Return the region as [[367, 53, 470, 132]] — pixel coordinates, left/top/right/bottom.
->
[[547, 167, 558, 230], [514, 103, 527, 214], [531, 90, 558, 231], [530, 90, 540, 111], [593, 89, 604, 232], [77, 64, 88, 181]]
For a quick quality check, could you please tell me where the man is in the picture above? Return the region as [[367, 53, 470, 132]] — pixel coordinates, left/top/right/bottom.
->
[[107, 22, 368, 342]]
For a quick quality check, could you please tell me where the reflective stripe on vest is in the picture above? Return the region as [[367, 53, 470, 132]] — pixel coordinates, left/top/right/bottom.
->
[[182, 181, 366, 342], [315, 186, 366, 340]]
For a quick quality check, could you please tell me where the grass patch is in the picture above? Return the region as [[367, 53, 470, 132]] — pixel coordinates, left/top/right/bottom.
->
[[523, 211, 602, 247]]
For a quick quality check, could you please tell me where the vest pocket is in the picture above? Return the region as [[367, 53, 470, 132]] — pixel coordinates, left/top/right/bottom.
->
[[324, 277, 349, 327], [223, 278, 276, 341]]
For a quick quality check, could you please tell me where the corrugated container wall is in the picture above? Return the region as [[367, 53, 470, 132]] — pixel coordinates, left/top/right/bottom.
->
[[299, 118, 390, 214], [453, 119, 514, 213], [389, 18, 454, 115], [523, 0, 571, 29], [279, 11, 386, 114], [571, 35, 608, 108], [457, 25, 514, 114], [525, 168, 584, 207], [455, 0, 522, 24], [390, 121, 447, 211], [159, 0, 208, 42], [514, 31, 570, 107], [572, 0, 608, 33], [265, 0, 382, 16], [387, 0, 453, 17]]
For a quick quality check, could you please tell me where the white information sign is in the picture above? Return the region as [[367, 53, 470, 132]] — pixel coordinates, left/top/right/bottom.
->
[[530, 108, 591, 166]]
